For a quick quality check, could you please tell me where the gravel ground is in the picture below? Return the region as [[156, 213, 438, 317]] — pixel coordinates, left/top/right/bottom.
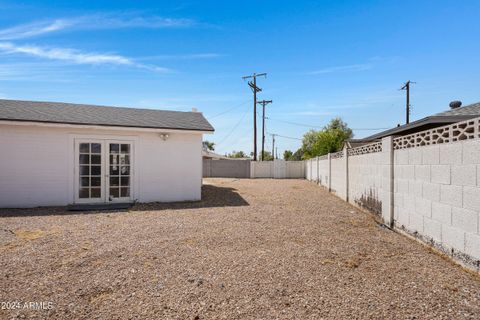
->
[[1, 178, 479, 319]]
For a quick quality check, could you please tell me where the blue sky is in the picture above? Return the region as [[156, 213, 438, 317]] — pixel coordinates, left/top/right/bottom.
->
[[0, 1, 479, 156]]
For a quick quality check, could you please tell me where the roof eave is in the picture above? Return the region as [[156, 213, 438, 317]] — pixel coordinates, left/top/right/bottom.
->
[[0, 119, 215, 134]]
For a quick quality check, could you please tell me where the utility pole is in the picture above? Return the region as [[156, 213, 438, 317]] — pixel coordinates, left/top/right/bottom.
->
[[271, 134, 276, 160], [257, 99, 273, 161], [400, 80, 415, 124], [242, 73, 267, 161]]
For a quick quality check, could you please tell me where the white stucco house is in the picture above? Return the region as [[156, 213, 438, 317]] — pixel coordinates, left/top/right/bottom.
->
[[0, 99, 214, 208]]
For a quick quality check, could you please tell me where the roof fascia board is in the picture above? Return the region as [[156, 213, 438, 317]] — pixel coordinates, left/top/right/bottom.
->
[[0, 120, 213, 134]]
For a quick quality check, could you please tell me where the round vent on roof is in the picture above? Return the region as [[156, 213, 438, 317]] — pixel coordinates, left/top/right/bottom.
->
[[449, 101, 462, 109]]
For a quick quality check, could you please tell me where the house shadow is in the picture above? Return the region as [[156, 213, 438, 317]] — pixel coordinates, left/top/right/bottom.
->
[[0, 184, 249, 217]]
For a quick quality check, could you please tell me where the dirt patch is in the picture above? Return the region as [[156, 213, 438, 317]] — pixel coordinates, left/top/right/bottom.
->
[[0, 178, 479, 319]]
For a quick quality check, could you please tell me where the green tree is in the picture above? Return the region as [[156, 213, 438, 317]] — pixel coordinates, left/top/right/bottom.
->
[[301, 118, 353, 159], [283, 150, 293, 160], [227, 151, 249, 158], [259, 151, 274, 161], [202, 140, 215, 151]]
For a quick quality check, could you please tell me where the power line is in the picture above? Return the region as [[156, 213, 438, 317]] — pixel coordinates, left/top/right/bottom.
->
[[208, 100, 251, 119], [216, 107, 250, 146], [265, 116, 389, 130], [267, 132, 302, 141]]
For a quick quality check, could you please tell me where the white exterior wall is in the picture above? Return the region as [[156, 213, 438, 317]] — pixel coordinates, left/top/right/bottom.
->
[[318, 158, 329, 188], [348, 152, 383, 213], [330, 157, 346, 199], [393, 141, 480, 260], [0, 123, 203, 208]]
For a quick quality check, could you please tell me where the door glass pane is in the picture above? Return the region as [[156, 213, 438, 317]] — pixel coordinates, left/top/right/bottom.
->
[[91, 166, 101, 176], [121, 177, 130, 186], [91, 188, 101, 198], [121, 188, 130, 197], [79, 188, 89, 198], [110, 166, 119, 175], [91, 143, 101, 154], [121, 166, 130, 175], [80, 166, 90, 175], [121, 144, 130, 154], [110, 188, 119, 198], [110, 144, 119, 153], [79, 143, 89, 153], [91, 177, 101, 187], [110, 177, 119, 187], [80, 177, 89, 187], [79, 154, 90, 164], [91, 155, 101, 164]]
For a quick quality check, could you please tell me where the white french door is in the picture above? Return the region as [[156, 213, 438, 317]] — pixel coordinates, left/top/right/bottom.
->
[[74, 139, 133, 204]]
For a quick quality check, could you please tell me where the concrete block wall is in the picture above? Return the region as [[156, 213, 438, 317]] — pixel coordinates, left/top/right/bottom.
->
[[305, 133, 480, 269], [348, 152, 383, 214], [331, 155, 347, 200], [393, 140, 480, 261]]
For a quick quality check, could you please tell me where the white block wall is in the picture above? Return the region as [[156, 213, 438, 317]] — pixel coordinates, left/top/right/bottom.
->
[[348, 152, 383, 213], [331, 156, 346, 199], [251, 160, 305, 179], [393, 141, 480, 260], [305, 137, 480, 266]]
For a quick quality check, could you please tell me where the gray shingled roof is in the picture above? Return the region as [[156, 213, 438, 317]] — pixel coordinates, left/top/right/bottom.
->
[[433, 102, 480, 116], [0, 99, 214, 132], [363, 101, 480, 140]]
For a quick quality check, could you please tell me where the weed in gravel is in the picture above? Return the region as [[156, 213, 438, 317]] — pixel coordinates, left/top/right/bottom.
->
[[14, 229, 46, 240]]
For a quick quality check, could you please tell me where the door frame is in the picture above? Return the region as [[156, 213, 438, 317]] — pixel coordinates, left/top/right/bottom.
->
[[69, 134, 138, 205]]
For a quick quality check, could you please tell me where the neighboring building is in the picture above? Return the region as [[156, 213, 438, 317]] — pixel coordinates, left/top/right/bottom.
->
[[361, 101, 480, 141], [202, 149, 228, 160], [0, 99, 214, 208]]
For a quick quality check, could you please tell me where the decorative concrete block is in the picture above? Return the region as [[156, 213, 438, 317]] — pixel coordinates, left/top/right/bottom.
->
[[465, 233, 480, 260], [440, 184, 463, 207], [415, 165, 431, 182], [408, 148, 422, 165], [440, 143, 462, 165], [415, 197, 432, 217], [451, 165, 476, 187], [423, 182, 440, 202], [424, 217, 442, 243], [452, 207, 478, 234], [431, 202, 452, 225], [462, 140, 480, 165], [431, 165, 450, 184], [442, 225, 465, 251], [422, 145, 440, 165]]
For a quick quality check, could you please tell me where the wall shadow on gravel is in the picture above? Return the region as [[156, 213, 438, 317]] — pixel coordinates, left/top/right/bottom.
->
[[130, 184, 249, 212], [0, 184, 249, 217]]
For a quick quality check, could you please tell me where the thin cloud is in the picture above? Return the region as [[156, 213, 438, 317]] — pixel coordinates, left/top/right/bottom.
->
[[0, 42, 170, 73], [0, 20, 73, 40], [307, 63, 372, 75], [138, 53, 223, 61], [0, 14, 196, 40]]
